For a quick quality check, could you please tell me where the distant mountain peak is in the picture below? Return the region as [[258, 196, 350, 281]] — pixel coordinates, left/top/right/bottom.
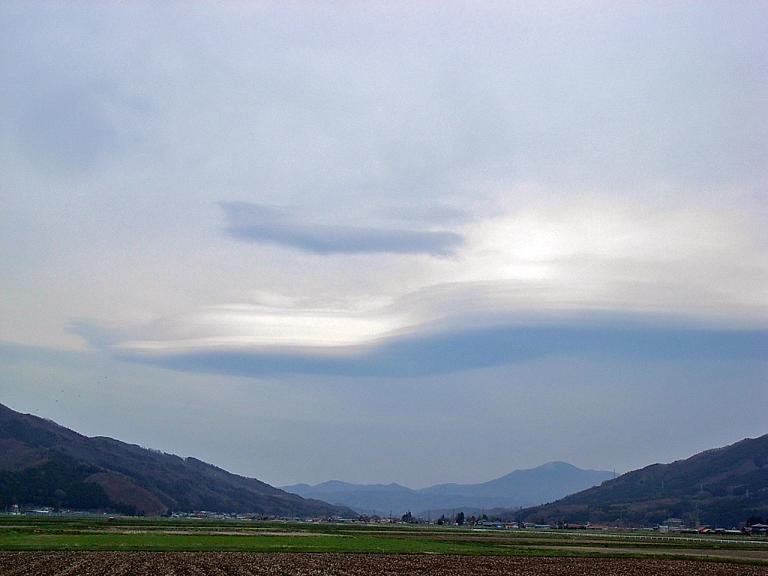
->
[[538, 461, 576, 469], [283, 462, 613, 517]]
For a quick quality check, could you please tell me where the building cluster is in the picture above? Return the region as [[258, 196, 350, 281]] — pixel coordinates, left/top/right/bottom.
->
[[4, 504, 767, 536]]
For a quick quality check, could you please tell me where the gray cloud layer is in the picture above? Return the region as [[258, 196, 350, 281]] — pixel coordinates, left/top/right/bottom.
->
[[3, 339, 767, 488], [220, 201, 463, 255], [113, 315, 767, 379]]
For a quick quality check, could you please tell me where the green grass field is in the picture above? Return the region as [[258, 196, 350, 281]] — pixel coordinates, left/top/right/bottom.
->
[[1, 516, 767, 565]]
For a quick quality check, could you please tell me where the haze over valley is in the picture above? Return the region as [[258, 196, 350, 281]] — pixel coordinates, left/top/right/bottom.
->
[[283, 463, 614, 517]]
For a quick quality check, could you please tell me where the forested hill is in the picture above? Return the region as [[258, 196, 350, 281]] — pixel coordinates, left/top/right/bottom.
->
[[519, 434, 768, 527], [0, 402, 350, 517]]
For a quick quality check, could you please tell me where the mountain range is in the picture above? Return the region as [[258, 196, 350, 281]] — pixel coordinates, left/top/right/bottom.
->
[[0, 402, 350, 517], [4, 401, 766, 528], [517, 433, 768, 527], [283, 462, 614, 516]]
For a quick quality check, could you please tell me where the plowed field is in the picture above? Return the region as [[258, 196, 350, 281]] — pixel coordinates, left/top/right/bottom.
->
[[0, 552, 765, 576]]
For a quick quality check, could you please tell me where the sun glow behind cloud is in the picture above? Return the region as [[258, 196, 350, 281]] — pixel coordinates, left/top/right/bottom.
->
[[101, 189, 768, 356]]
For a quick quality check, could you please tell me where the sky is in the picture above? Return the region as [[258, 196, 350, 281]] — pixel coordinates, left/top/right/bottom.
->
[[1, 1, 766, 489]]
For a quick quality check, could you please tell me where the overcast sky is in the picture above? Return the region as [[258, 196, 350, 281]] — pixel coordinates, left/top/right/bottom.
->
[[1, 1, 766, 488]]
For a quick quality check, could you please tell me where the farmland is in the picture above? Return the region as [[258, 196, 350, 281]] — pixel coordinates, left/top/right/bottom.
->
[[2, 552, 767, 576], [1, 517, 768, 574]]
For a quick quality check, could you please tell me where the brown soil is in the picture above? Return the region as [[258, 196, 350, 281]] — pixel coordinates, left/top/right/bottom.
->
[[0, 552, 766, 576]]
